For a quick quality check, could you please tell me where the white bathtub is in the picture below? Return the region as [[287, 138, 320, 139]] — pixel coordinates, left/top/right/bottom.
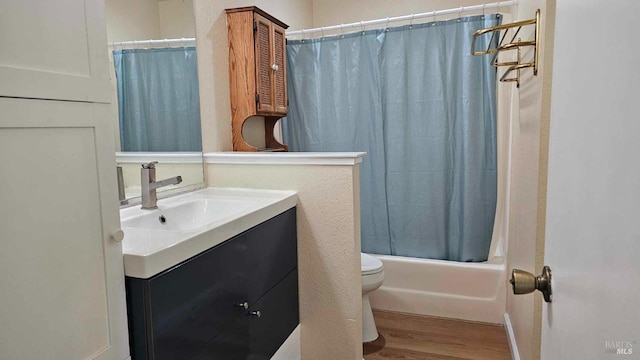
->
[[368, 254, 506, 324]]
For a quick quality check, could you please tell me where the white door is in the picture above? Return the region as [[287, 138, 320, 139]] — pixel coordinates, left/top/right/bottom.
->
[[0, 0, 111, 102], [541, 0, 640, 358], [0, 98, 129, 359]]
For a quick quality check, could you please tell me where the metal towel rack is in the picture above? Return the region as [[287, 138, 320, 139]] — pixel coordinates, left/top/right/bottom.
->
[[472, 9, 540, 87]]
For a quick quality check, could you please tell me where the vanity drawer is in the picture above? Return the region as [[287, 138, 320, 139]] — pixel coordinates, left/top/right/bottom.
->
[[126, 207, 297, 360], [192, 269, 299, 360]]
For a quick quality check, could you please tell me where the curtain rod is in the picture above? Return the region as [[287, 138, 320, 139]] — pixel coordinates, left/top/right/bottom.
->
[[108, 37, 196, 48], [286, 1, 517, 37]]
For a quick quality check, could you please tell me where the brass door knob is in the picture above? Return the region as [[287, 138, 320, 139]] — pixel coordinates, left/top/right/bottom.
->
[[510, 266, 552, 303]]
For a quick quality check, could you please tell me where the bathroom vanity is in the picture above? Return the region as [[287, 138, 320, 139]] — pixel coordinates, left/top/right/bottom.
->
[[121, 188, 299, 359]]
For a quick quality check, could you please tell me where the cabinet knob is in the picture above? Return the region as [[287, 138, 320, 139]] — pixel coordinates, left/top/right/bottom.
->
[[110, 229, 125, 242], [249, 310, 262, 318], [271, 64, 279, 71], [235, 302, 249, 310]]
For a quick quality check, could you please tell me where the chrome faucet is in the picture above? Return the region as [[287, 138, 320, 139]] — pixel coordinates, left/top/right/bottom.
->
[[141, 161, 182, 209]]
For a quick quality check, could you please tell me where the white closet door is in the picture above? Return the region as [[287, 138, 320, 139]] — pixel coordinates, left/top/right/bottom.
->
[[0, 97, 129, 360], [0, 0, 111, 103]]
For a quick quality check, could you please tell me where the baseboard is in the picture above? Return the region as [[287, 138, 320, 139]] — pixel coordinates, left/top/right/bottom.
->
[[503, 313, 520, 360]]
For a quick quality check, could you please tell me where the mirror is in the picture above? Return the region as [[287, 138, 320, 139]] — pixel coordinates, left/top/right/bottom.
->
[[105, 0, 204, 204]]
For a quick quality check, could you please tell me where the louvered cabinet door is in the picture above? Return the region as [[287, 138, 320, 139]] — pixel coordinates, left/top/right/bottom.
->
[[254, 14, 275, 113], [272, 24, 288, 115]]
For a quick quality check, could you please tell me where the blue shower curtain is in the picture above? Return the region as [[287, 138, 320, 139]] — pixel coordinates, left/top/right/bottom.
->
[[113, 47, 202, 152], [283, 15, 500, 262]]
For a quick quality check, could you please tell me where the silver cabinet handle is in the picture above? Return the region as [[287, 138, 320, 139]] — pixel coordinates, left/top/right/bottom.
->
[[249, 310, 261, 318], [271, 64, 279, 71], [235, 302, 249, 310]]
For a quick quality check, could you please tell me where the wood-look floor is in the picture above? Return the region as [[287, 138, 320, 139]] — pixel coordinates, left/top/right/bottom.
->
[[363, 310, 512, 360]]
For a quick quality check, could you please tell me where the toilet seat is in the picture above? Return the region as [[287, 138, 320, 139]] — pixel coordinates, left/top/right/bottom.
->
[[361, 253, 383, 276]]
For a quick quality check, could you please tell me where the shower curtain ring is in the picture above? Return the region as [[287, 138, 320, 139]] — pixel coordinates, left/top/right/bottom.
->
[[482, 3, 486, 18], [340, 23, 345, 37], [432, 9, 437, 26], [360, 20, 365, 34], [321, 26, 325, 38], [386, 17, 390, 31], [409, 14, 414, 29], [458, 6, 463, 21]]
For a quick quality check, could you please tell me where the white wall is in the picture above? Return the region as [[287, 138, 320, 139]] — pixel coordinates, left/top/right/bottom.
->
[[193, 0, 313, 152], [105, 0, 161, 42], [311, 0, 509, 30], [159, 0, 196, 39], [106, 0, 195, 42], [206, 160, 362, 360], [504, 1, 555, 360]]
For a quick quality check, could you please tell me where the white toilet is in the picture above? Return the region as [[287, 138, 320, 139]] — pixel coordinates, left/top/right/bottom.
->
[[361, 253, 385, 343]]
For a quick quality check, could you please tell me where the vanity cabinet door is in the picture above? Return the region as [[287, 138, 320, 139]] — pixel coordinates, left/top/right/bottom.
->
[[192, 270, 299, 360], [246, 269, 299, 358], [0, 0, 112, 103], [0, 98, 129, 360]]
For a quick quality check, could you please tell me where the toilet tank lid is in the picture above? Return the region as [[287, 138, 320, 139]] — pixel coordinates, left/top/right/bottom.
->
[[361, 253, 383, 274]]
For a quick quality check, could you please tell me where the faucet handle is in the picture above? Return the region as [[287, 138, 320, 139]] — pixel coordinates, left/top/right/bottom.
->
[[142, 161, 158, 169]]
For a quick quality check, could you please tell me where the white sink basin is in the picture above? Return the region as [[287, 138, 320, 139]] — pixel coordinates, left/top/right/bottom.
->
[[120, 187, 298, 279], [122, 198, 256, 232]]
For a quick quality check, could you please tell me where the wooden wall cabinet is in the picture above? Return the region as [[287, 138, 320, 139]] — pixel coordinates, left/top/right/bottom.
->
[[226, 6, 289, 152]]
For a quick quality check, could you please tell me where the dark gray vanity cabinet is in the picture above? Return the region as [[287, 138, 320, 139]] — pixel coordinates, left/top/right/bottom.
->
[[125, 208, 298, 360]]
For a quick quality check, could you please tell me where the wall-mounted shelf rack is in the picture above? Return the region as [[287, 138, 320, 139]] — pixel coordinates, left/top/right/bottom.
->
[[472, 9, 540, 87]]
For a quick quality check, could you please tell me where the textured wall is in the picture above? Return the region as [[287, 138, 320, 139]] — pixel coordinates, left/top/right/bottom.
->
[[105, 0, 161, 42], [311, 0, 503, 30], [192, 0, 313, 152], [206, 163, 362, 360], [159, 0, 196, 39], [106, 0, 196, 42]]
